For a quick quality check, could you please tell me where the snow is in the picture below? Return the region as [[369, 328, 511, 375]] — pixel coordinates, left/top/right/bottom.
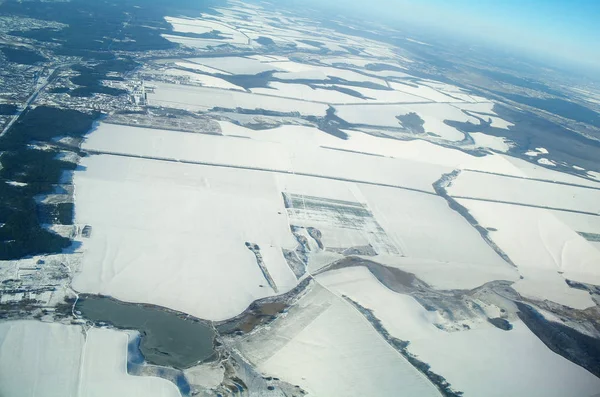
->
[[148, 82, 328, 116], [319, 57, 379, 68], [237, 283, 441, 397], [158, 68, 244, 90], [550, 210, 600, 235], [373, 256, 519, 290], [80, 328, 181, 397], [501, 155, 600, 188], [389, 81, 459, 102], [174, 61, 231, 75], [184, 363, 224, 389], [419, 86, 477, 103], [217, 121, 524, 183], [589, 170, 600, 181], [83, 123, 292, 172], [0, 321, 180, 397], [250, 81, 364, 103], [450, 103, 514, 129], [351, 85, 434, 104], [538, 157, 557, 167], [400, 103, 478, 141], [487, 115, 514, 129], [316, 266, 441, 340], [455, 199, 600, 307], [357, 67, 413, 80], [289, 142, 447, 192], [359, 184, 511, 267], [94, 121, 515, 276], [246, 54, 281, 62], [470, 132, 512, 152], [336, 102, 481, 141], [73, 154, 298, 321], [165, 17, 248, 45], [160, 35, 231, 50], [526, 147, 549, 157], [184, 56, 282, 75], [335, 104, 417, 128], [317, 267, 600, 397], [6, 180, 27, 187], [83, 123, 448, 193], [71, 2, 600, 396], [165, 17, 213, 35], [453, 102, 496, 112], [272, 62, 387, 85], [55, 150, 80, 163], [449, 170, 600, 214], [409, 321, 600, 397]]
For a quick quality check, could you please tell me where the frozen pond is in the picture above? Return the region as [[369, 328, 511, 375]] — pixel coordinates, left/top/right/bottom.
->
[[77, 295, 216, 369]]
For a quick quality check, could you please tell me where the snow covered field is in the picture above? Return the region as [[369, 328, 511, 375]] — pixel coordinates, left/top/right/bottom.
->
[[160, 35, 229, 49], [82, 122, 449, 192], [73, 154, 298, 321], [272, 62, 388, 85], [38, 0, 600, 395], [334, 102, 489, 142], [74, 122, 530, 320], [0, 321, 180, 397], [147, 82, 329, 116], [235, 283, 441, 397], [409, 321, 600, 397], [455, 199, 600, 307], [83, 123, 293, 172], [316, 267, 600, 397], [173, 61, 231, 75], [250, 82, 368, 103], [359, 184, 511, 267], [153, 68, 245, 90], [164, 16, 249, 46], [184, 56, 283, 75], [470, 132, 513, 152], [448, 170, 600, 214]]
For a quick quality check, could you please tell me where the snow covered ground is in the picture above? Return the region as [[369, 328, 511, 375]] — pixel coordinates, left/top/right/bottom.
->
[[184, 56, 283, 75], [250, 82, 367, 103], [235, 283, 441, 397], [454, 199, 600, 307], [153, 68, 245, 90], [82, 122, 449, 193], [83, 123, 293, 172], [74, 121, 530, 320], [448, 170, 600, 214], [271, 62, 388, 85], [316, 267, 600, 397], [0, 321, 180, 397], [73, 154, 298, 321], [409, 321, 600, 397], [147, 82, 329, 116], [164, 16, 249, 46], [470, 132, 513, 152], [47, 1, 600, 395], [334, 102, 493, 142], [359, 184, 511, 267], [173, 61, 231, 75]]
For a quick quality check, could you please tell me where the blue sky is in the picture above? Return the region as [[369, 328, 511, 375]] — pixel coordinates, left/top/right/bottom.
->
[[318, 0, 600, 69]]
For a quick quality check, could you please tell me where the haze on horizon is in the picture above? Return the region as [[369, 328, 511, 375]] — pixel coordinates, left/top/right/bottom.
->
[[295, 0, 600, 72]]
